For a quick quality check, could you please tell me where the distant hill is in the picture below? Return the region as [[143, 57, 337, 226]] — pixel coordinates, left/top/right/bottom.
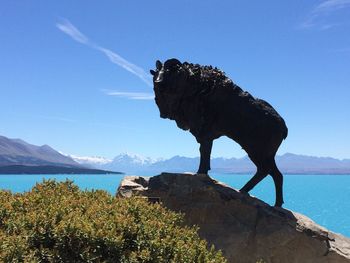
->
[[0, 165, 122, 175], [0, 135, 121, 174], [275, 153, 350, 174], [72, 153, 350, 175], [0, 135, 80, 167]]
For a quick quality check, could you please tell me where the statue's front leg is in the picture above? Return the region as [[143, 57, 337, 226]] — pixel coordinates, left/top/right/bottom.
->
[[197, 140, 213, 174]]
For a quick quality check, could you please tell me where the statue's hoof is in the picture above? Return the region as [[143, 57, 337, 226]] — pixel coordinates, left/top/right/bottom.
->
[[274, 201, 284, 207], [239, 189, 250, 197], [195, 172, 209, 177], [239, 187, 249, 193]]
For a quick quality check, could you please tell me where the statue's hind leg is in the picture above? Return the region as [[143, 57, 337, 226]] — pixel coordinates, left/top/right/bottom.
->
[[270, 159, 284, 207], [240, 167, 268, 193], [240, 152, 270, 195]]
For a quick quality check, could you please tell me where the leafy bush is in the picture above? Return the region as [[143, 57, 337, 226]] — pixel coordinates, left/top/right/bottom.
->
[[0, 180, 226, 263]]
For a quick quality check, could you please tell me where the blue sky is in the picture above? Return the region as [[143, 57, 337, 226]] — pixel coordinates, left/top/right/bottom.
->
[[1, 1, 350, 159]]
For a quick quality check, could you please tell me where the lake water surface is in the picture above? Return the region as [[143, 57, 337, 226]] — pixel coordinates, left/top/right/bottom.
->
[[1, 173, 349, 237]]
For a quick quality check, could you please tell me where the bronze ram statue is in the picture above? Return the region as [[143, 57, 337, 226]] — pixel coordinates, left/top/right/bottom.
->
[[150, 58, 288, 207]]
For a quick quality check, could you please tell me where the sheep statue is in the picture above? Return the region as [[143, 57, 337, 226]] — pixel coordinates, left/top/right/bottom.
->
[[150, 58, 288, 207]]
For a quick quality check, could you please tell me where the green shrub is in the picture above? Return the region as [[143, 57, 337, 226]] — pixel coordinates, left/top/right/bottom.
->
[[0, 180, 226, 263]]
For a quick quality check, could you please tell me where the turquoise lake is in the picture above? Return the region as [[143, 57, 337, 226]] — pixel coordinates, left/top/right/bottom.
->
[[0, 173, 349, 237]]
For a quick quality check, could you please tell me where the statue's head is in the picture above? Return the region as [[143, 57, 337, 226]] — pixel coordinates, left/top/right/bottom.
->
[[150, 58, 188, 119]]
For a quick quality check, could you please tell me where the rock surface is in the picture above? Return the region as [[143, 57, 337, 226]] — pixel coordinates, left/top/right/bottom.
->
[[117, 173, 350, 263]]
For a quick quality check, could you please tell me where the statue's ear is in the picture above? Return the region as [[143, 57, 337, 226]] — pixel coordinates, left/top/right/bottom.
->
[[156, 60, 162, 70], [150, 69, 156, 75]]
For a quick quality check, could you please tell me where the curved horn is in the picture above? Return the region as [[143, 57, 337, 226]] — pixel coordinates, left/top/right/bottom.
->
[[164, 58, 182, 69], [156, 60, 162, 70]]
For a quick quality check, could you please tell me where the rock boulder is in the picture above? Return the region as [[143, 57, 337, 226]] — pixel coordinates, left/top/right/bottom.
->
[[117, 173, 350, 263]]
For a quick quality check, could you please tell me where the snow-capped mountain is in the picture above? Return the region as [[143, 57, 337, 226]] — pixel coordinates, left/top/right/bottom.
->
[[101, 153, 160, 174], [112, 153, 157, 165], [70, 155, 112, 167], [70, 153, 161, 174]]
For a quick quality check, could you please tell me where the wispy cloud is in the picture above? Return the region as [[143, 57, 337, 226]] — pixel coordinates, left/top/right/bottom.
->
[[96, 47, 152, 86], [301, 0, 350, 30], [56, 19, 89, 44], [104, 90, 154, 100], [315, 0, 350, 12], [56, 18, 152, 86]]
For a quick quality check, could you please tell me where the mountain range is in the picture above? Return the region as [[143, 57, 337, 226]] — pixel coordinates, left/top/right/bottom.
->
[[72, 152, 350, 175], [1, 135, 350, 175]]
